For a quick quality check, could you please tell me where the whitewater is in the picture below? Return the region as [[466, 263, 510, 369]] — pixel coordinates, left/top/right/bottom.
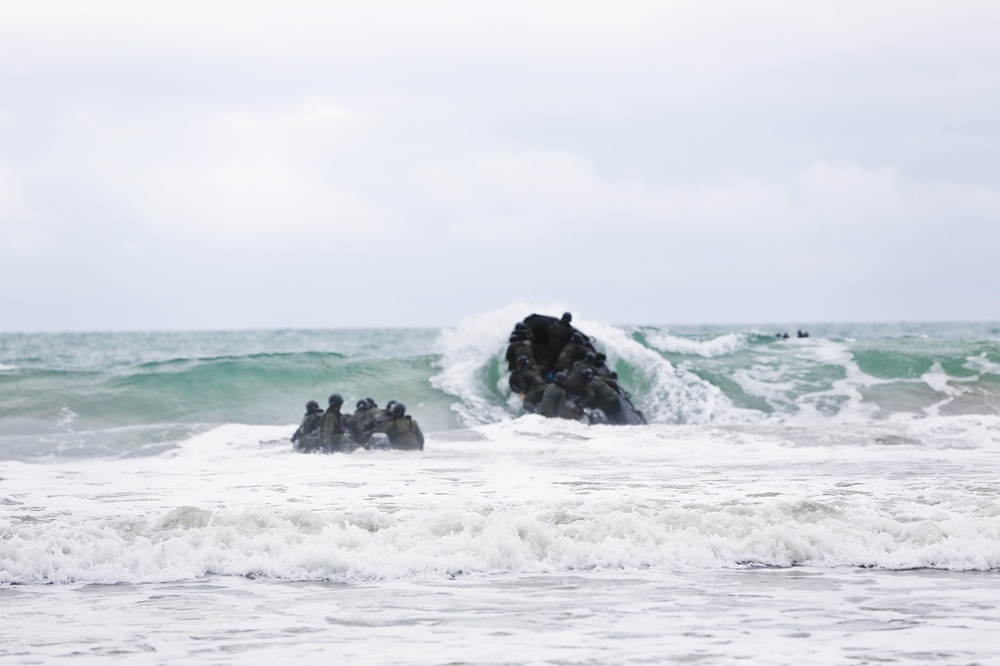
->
[[2, 306, 999, 664]]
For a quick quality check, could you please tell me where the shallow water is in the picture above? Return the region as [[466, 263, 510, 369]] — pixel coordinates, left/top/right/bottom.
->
[[2, 315, 999, 663], [4, 568, 999, 664], [3, 416, 1000, 664]]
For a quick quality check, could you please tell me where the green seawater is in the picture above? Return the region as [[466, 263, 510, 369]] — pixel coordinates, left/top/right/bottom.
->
[[1, 321, 998, 459]]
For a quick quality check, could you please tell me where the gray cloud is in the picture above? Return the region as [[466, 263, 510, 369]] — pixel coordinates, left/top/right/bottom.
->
[[2, 1, 998, 330]]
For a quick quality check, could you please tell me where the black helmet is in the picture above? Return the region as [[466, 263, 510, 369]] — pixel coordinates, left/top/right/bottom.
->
[[561, 312, 572, 324], [514, 323, 528, 332], [554, 372, 567, 384], [572, 332, 586, 345], [516, 355, 530, 367], [583, 369, 594, 380], [306, 400, 320, 412], [366, 397, 377, 409], [386, 400, 398, 412], [328, 393, 344, 406], [392, 402, 406, 417], [356, 399, 367, 410], [584, 351, 596, 364]]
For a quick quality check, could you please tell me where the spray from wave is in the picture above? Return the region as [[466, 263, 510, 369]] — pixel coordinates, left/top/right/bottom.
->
[[430, 305, 748, 426]]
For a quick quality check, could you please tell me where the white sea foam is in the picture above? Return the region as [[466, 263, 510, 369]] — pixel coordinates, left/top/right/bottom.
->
[[4, 416, 1000, 586], [430, 302, 569, 426], [578, 318, 746, 424], [56, 406, 79, 428], [645, 331, 747, 357], [920, 360, 998, 418], [965, 351, 1000, 376], [730, 337, 890, 424]]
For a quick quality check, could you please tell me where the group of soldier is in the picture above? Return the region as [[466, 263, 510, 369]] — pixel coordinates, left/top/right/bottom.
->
[[506, 312, 645, 425], [291, 394, 424, 453]]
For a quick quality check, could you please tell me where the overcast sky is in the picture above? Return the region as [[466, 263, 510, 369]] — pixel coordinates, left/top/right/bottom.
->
[[2, 1, 998, 331]]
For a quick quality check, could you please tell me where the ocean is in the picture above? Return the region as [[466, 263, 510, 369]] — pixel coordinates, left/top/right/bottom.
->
[[2, 305, 999, 664]]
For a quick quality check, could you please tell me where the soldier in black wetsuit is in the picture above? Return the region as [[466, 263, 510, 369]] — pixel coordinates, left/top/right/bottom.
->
[[377, 402, 424, 450], [350, 397, 381, 447], [550, 312, 577, 353], [320, 393, 353, 453], [555, 332, 592, 371], [509, 355, 547, 413], [505, 329, 536, 372], [291, 400, 325, 452], [564, 353, 599, 397], [581, 369, 622, 422], [539, 372, 576, 419]]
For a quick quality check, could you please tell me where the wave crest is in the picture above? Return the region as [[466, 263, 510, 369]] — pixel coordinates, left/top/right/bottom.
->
[[645, 331, 747, 357]]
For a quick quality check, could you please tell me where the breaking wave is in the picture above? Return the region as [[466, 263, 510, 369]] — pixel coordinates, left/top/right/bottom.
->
[[1, 312, 998, 460]]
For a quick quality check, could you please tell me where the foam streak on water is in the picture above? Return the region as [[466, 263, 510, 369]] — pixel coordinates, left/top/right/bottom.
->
[[2, 315, 1000, 663], [2, 417, 1000, 662]]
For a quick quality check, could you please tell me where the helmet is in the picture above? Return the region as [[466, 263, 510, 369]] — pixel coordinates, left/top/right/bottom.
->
[[572, 332, 586, 345], [561, 312, 572, 324], [554, 372, 567, 384], [516, 355, 530, 367], [328, 393, 344, 406], [356, 399, 367, 410], [514, 323, 527, 332], [306, 400, 320, 412], [584, 351, 596, 363], [392, 402, 406, 417], [386, 400, 398, 412], [583, 369, 594, 380], [366, 397, 377, 409]]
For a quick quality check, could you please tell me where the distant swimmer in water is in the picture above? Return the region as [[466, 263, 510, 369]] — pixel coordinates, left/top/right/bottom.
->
[[377, 402, 424, 450], [291, 400, 324, 452], [797, 330, 810, 338]]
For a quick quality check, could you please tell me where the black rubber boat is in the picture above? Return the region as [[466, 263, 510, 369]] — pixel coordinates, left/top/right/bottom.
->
[[506, 313, 646, 425]]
